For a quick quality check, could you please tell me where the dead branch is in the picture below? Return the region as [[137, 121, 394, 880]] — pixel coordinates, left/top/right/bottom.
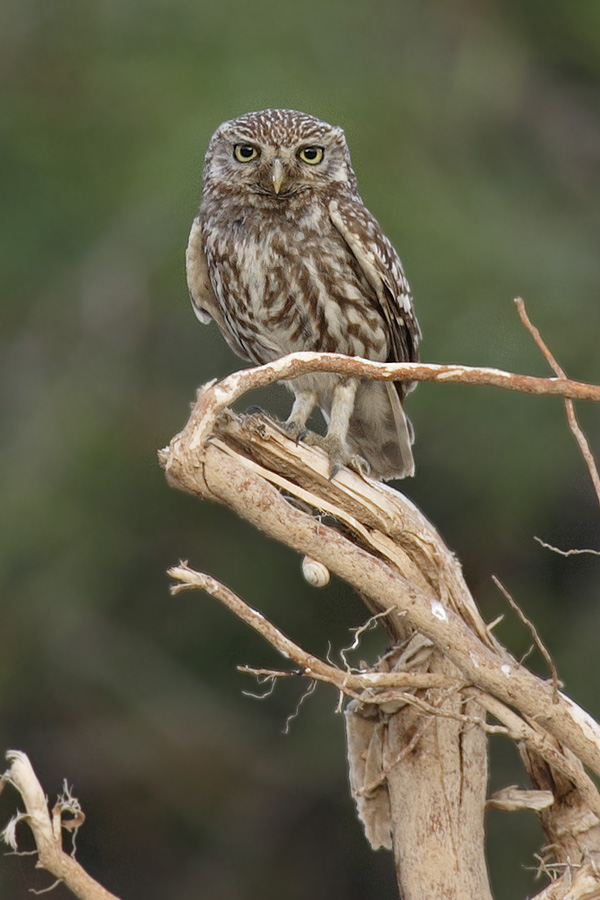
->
[[1, 751, 122, 900], [174, 350, 600, 460], [516, 297, 600, 507], [170, 563, 600, 828], [161, 410, 600, 897], [476, 693, 600, 822], [170, 563, 453, 696], [534, 537, 600, 557], [492, 575, 560, 698], [162, 408, 600, 778], [161, 305, 600, 900]]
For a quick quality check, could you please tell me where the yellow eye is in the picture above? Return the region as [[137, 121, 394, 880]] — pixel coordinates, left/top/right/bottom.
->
[[234, 143, 260, 163], [298, 146, 324, 165]]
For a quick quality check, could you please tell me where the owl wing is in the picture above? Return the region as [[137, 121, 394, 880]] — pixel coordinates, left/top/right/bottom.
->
[[186, 216, 226, 329], [328, 198, 421, 366]]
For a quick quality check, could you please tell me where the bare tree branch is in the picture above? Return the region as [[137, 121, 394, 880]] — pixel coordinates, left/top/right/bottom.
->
[[173, 343, 600, 463], [1, 752, 122, 900], [492, 575, 560, 699], [169, 562, 600, 828], [160, 304, 600, 900], [3, 295, 597, 898], [161, 406, 600, 779], [516, 297, 600, 507], [170, 564, 452, 694]]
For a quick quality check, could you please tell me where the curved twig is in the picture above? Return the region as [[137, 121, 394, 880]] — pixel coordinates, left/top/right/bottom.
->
[[165, 338, 600, 463]]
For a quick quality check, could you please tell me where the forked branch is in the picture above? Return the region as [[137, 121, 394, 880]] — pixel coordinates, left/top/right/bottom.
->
[[1, 751, 122, 900], [161, 303, 600, 900]]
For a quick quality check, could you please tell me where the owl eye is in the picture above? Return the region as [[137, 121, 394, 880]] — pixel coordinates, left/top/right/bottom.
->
[[234, 143, 260, 163], [298, 146, 324, 165]]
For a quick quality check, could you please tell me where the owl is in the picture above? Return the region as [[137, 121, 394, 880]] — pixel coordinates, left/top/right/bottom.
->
[[186, 109, 421, 480]]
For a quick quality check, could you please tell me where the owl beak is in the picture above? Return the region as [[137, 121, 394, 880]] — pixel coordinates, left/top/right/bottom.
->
[[271, 158, 286, 195]]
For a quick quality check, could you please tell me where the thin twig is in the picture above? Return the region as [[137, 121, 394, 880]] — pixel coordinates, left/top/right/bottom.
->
[[239, 666, 304, 680], [284, 679, 318, 733], [516, 297, 600, 507], [515, 297, 569, 374], [241, 674, 279, 701], [492, 575, 559, 700], [217, 352, 600, 403], [171, 566, 514, 738], [170, 563, 453, 696], [339, 609, 396, 671], [366, 685, 509, 736], [534, 537, 600, 557]]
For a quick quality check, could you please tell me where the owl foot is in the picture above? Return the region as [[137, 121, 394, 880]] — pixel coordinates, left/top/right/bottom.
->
[[321, 435, 346, 480], [328, 449, 371, 480], [324, 437, 371, 480], [298, 432, 355, 480]]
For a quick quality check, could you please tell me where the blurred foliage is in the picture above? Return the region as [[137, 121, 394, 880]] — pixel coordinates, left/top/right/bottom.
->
[[1, 1, 599, 898]]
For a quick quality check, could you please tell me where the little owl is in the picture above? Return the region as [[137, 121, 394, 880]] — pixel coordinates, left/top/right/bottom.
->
[[186, 108, 421, 480]]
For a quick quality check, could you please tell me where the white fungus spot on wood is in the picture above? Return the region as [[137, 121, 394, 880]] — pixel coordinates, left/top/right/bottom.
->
[[431, 600, 448, 622]]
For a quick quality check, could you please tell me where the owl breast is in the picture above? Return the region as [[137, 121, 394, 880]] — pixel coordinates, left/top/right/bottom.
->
[[201, 199, 389, 366]]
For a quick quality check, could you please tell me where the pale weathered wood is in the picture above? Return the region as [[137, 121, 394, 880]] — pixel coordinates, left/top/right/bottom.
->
[[1, 752, 122, 900], [162, 410, 600, 778], [160, 350, 600, 900]]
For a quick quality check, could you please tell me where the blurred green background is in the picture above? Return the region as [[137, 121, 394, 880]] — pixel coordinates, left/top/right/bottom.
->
[[1, 0, 599, 897]]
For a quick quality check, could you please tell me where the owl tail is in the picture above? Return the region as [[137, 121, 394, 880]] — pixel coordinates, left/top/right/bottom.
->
[[348, 381, 415, 481]]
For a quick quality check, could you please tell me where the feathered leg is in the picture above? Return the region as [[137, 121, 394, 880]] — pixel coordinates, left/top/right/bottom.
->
[[285, 388, 317, 442], [322, 378, 360, 478]]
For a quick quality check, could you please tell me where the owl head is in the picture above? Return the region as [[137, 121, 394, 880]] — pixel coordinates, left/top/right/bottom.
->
[[202, 109, 357, 201]]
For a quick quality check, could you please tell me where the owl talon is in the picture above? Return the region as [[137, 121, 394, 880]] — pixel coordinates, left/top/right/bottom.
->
[[321, 434, 352, 480], [283, 420, 309, 444], [328, 455, 369, 480], [353, 454, 371, 477], [292, 430, 341, 475], [327, 444, 370, 480]]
